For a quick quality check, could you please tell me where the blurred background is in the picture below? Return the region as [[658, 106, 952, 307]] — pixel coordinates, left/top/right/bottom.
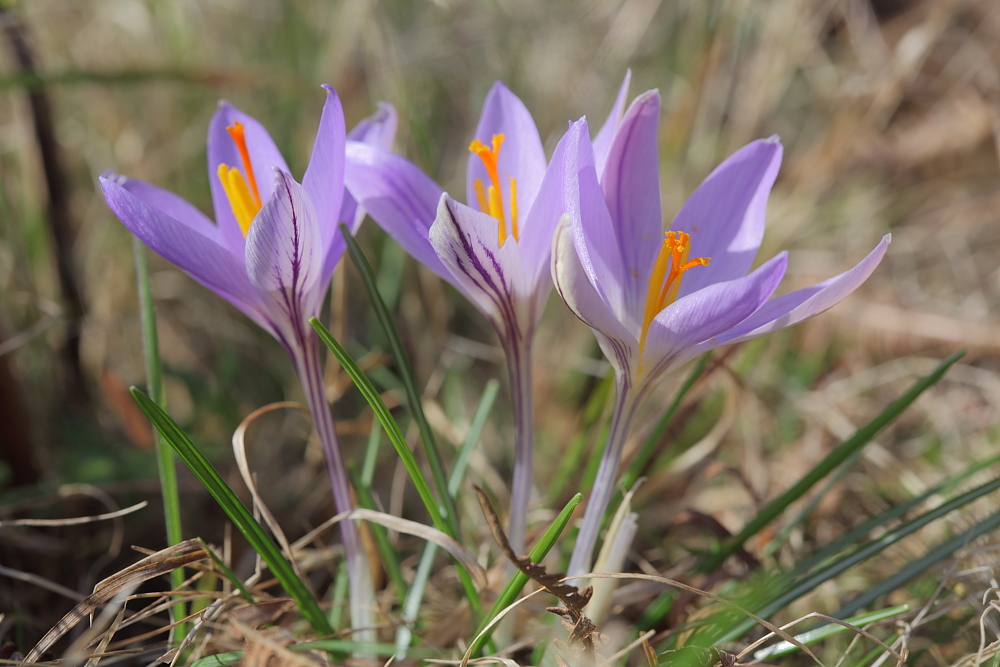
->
[[2, 0, 1000, 660]]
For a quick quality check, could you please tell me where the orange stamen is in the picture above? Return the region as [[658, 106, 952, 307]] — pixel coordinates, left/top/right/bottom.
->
[[469, 134, 520, 244], [638, 231, 710, 358], [226, 122, 262, 208]]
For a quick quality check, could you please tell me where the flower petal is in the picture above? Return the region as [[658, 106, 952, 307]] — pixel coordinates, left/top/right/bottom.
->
[[592, 70, 632, 178], [672, 137, 783, 297], [601, 90, 663, 322], [208, 101, 291, 256], [100, 175, 262, 318], [105, 172, 224, 247], [302, 85, 347, 280], [244, 170, 324, 321], [552, 215, 637, 377], [562, 118, 631, 327], [641, 252, 788, 378], [467, 82, 547, 218], [714, 234, 891, 346], [339, 101, 399, 234], [429, 194, 529, 338], [343, 141, 452, 282]]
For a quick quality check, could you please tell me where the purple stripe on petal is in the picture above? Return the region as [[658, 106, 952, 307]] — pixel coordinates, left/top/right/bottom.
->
[[467, 82, 547, 217], [716, 234, 890, 346], [302, 85, 347, 282], [343, 141, 452, 283], [641, 252, 788, 377], [245, 170, 324, 322], [430, 195, 527, 336], [672, 138, 783, 298], [601, 90, 663, 322], [592, 70, 632, 179], [101, 176, 263, 320], [208, 102, 291, 256]]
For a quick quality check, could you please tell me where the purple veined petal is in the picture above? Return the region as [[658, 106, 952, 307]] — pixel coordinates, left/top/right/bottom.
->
[[713, 234, 891, 346], [672, 137, 783, 298], [343, 141, 452, 282], [429, 194, 528, 335], [592, 69, 632, 179], [466, 82, 547, 219], [552, 216, 636, 377], [562, 118, 630, 327], [301, 86, 347, 281], [516, 119, 578, 292], [640, 252, 788, 379], [105, 172, 226, 248], [338, 101, 400, 249], [244, 170, 325, 321], [601, 90, 663, 323], [208, 101, 292, 256], [101, 176, 265, 321]]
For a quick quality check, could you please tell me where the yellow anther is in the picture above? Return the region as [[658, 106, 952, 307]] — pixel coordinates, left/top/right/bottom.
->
[[469, 134, 519, 245], [638, 231, 710, 358], [218, 121, 264, 237]]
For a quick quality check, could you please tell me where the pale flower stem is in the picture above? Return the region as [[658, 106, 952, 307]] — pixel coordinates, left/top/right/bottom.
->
[[568, 379, 638, 577], [292, 331, 376, 643], [505, 337, 534, 556]]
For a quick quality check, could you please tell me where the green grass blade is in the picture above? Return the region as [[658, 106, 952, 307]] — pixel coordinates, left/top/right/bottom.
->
[[194, 538, 254, 604], [340, 224, 461, 539], [698, 350, 964, 573], [132, 238, 186, 637], [350, 469, 407, 603], [129, 388, 333, 638], [752, 604, 909, 660], [468, 492, 584, 657], [309, 317, 483, 618]]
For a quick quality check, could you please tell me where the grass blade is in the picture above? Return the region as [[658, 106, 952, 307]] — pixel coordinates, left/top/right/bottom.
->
[[129, 388, 333, 638], [698, 350, 964, 573], [752, 605, 910, 660], [309, 317, 484, 618]]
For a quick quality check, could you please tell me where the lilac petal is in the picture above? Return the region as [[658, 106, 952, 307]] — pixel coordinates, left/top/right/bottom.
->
[[641, 252, 788, 378], [301, 86, 347, 281], [106, 173, 225, 247], [672, 138, 783, 298], [517, 119, 577, 291], [343, 141, 452, 282], [592, 70, 632, 178], [430, 195, 529, 335], [245, 170, 325, 320], [714, 234, 890, 346], [552, 218, 637, 379], [208, 102, 291, 256], [339, 101, 399, 236], [601, 90, 663, 322], [101, 176, 262, 318], [466, 82, 547, 219], [562, 119, 630, 327]]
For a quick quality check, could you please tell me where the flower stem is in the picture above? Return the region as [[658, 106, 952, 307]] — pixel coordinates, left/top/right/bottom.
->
[[505, 337, 534, 555], [292, 330, 376, 643], [568, 378, 637, 576]]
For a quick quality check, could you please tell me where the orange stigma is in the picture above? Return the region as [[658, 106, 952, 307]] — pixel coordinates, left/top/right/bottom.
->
[[217, 121, 263, 236], [638, 231, 710, 357], [469, 134, 518, 245]]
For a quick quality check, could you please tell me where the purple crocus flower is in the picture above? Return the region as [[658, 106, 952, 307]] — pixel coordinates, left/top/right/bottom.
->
[[343, 80, 630, 554], [553, 90, 890, 576], [101, 86, 396, 637]]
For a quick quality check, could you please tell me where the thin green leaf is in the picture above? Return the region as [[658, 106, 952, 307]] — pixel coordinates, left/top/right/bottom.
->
[[194, 538, 253, 604], [340, 224, 460, 539], [351, 470, 407, 603], [699, 350, 965, 573], [467, 492, 584, 657], [309, 317, 484, 618], [129, 388, 333, 638], [753, 605, 910, 660]]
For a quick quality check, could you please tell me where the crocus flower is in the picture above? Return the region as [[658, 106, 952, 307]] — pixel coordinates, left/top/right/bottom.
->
[[343, 80, 631, 554], [553, 90, 890, 575], [101, 87, 396, 638]]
